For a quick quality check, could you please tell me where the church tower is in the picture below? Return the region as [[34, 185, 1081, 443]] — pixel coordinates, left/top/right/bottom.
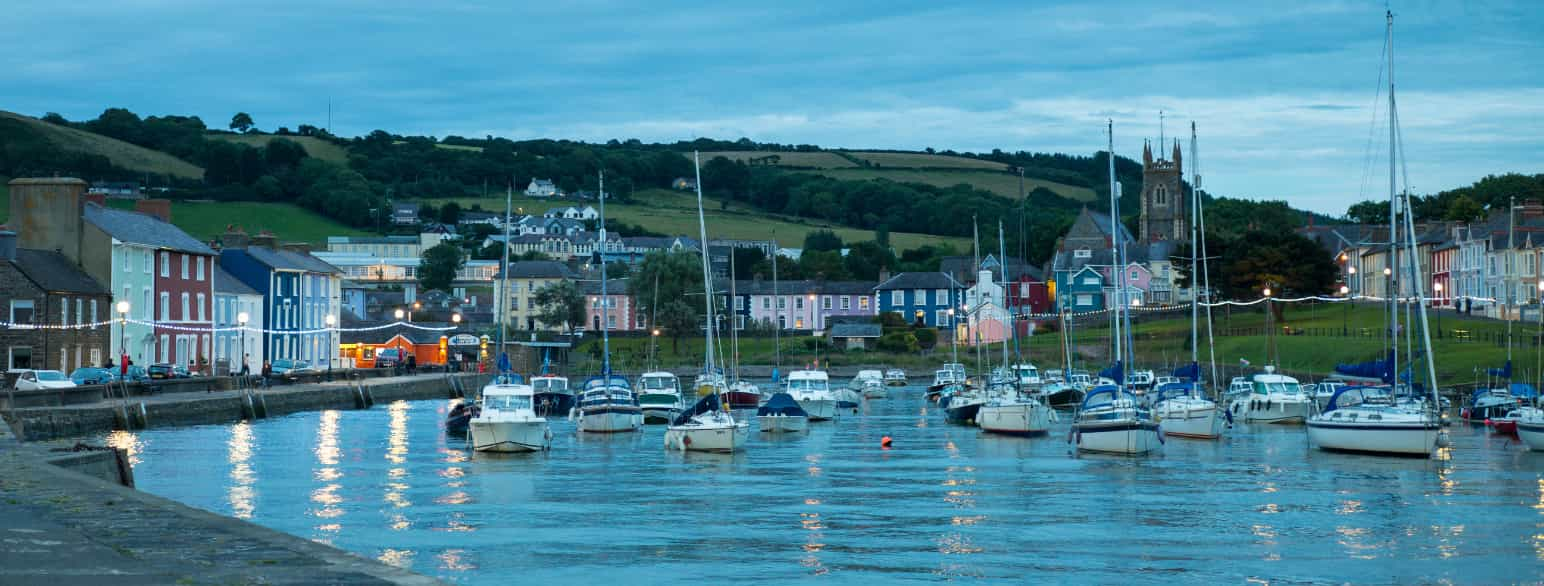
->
[[1140, 139, 1187, 243]]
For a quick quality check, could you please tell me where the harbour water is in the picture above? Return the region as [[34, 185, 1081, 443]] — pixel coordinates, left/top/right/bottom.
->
[[104, 385, 1542, 584]]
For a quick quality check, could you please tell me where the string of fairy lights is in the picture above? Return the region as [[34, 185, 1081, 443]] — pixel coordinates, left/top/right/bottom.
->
[[0, 318, 459, 335]]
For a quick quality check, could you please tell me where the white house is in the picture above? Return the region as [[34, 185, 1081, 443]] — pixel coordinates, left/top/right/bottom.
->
[[526, 179, 559, 198]]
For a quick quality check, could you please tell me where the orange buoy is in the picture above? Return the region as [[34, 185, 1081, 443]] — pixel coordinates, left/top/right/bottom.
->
[[881, 436, 893, 448]]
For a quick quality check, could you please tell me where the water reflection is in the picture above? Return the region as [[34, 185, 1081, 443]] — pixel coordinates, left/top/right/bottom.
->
[[799, 497, 827, 576], [384, 401, 412, 532], [227, 421, 255, 519], [311, 409, 343, 542], [103, 429, 143, 467]]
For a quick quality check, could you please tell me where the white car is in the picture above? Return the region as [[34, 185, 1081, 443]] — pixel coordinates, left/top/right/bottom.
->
[[13, 369, 78, 391]]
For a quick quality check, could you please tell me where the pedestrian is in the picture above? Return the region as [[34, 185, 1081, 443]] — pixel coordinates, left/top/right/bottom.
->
[[240, 354, 251, 377], [261, 360, 272, 389], [406, 354, 417, 375]]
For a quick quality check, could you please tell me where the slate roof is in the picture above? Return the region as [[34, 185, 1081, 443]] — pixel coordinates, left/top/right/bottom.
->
[[496, 260, 576, 279], [873, 272, 964, 291], [829, 323, 882, 338], [940, 255, 1046, 283], [9, 249, 108, 294], [212, 265, 260, 296], [83, 203, 214, 255], [728, 280, 876, 296], [577, 277, 630, 295], [238, 246, 342, 274]]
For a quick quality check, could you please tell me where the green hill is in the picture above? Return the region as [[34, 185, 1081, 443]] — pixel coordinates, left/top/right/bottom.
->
[[817, 168, 1097, 202], [209, 133, 350, 164], [848, 151, 1008, 170], [695, 151, 856, 169], [691, 149, 1095, 202], [0, 110, 204, 179], [100, 199, 370, 245]]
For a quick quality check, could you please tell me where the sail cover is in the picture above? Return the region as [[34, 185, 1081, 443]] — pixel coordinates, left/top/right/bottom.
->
[[756, 392, 808, 417], [1099, 361, 1123, 384], [1488, 360, 1513, 379], [1334, 350, 1394, 383], [672, 392, 725, 426], [1172, 362, 1200, 381]]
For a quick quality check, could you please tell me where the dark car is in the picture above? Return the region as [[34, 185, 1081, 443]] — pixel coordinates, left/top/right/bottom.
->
[[70, 367, 117, 385], [147, 364, 180, 380]]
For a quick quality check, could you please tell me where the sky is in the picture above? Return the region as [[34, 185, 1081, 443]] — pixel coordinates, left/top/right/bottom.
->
[[3, 0, 1541, 215]]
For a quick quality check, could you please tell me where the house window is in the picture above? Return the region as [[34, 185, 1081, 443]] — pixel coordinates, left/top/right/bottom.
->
[[1075, 294, 1093, 306], [822, 296, 832, 310], [143, 250, 152, 273], [891, 290, 903, 306], [795, 298, 804, 310], [62, 300, 69, 325], [75, 298, 83, 325], [734, 297, 744, 310], [197, 294, 206, 321], [160, 252, 170, 277], [840, 296, 850, 310], [10, 300, 35, 324], [9, 346, 32, 370], [123, 250, 131, 272], [778, 316, 787, 329], [859, 297, 870, 310], [1130, 269, 1139, 280], [777, 298, 786, 310], [935, 289, 947, 305], [90, 300, 98, 323], [196, 257, 205, 281], [181, 293, 190, 321], [143, 288, 152, 320], [736, 315, 746, 330], [762, 298, 770, 310], [181, 254, 189, 279], [159, 292, 169, 321], [1074, 249, 1092, 259], [795, 318, 805, 329], [936, 309, 948, 325], [1082, 276, 1098, 285]]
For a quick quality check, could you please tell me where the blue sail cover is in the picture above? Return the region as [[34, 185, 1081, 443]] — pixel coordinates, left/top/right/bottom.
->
[[1099, 361, 1123, 383], [1172, 362, 1200, 381], [673, 392, 725, 425], [1488, 360, 1513, 379], [1510, 383, 1537, 400], [497, 352, 512, 373], [756, 392, 808, 417], [1334, 350, 1394, 383], [1153, 382, 1198, 402]]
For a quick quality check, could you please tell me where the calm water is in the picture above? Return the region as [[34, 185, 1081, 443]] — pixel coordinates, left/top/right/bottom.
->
[[103, 385, 1543, 584]]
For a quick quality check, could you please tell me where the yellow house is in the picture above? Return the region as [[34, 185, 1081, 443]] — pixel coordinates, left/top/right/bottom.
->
[[493, 261, 575, 331]]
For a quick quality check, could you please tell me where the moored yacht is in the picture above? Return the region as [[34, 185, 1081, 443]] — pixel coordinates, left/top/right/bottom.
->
[[1307, 386, 1442, 456], [1150, 381, 1224, 439], [940, 383, 986, 425], [1518, 412, 1544, 451], [884, 368, 908, 386], [1072, 384, 1162, 455], [852, 369, 887, 398], [977, 380, 1053, 436], [577, 374, 643, 433], [1462, 388, 1521, 422], [722, 379, 763, 411], [665, 392, 750, 452], [928, 363, 967, 397], [1228, 368, 1312, 424], [637, 371, 685, 424], [786, 369, 839, 421], [1013, 363, 1042, 389], [531, 374, 574, 418], [757, 392, 809, 433], [470, 374, 552, 453]]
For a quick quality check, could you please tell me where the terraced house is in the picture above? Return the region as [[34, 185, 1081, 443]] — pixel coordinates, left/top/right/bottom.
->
[[873, 272, 965, 330], [493, 261, 575, 331], [0, 228, 111, 379], [220, 236, 343, 368]]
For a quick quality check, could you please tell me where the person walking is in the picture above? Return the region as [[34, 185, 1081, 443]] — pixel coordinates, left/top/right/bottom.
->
[[240, 354, 251, 377], [261, 360, 273, 389]]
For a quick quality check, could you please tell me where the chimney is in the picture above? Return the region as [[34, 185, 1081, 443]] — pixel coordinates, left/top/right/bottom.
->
[[251, 230, 279, 249], [222, 225, 250, 249], [9, 177, 87, 264], [134, 198, 172, 223], [282, 242, 312, 255], [84, 193, 107, 208], [878, 268, 891, 283], [0, 227, 17, 262]]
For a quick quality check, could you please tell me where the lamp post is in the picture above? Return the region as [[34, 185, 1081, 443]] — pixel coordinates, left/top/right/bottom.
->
[[115, 301, 130, 372], [1339, 286, 1350, 336], [237, 311, 249, 377], [1433, 282, 1444, 338], [324, 314, 336, 379], [807, 293, 817, 332], [1347, 265, 1358, 297], [394, 308, 406, 373]]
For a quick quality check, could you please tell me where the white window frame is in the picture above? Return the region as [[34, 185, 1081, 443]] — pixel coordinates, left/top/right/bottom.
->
[[181, 293, 190, 321], [123, 250, 131, 272], [936, 309, 947, 325], [196, 257, 205, 281], [859, 296, 870, 310], [61, 299, 69, 326], [75, 298, 83, 325], [891, 290, 903, 306], [160, 252, 170, 277], [840, 296, 850, 310], [143, 249, 152, 274], [1074, 249, 1092, 259], [8, 346, 33, 371], [160, 292, 170, 321], [196, 294, 206, 322], [822, 296, 831, 310], [935, 289, 946, 305], [90, 299, 98, 324]]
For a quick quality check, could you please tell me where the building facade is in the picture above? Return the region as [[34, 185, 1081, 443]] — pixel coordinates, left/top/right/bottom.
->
[[212, 265, 265, 374], [1, 237, 111, 379], [220, 245, 342, 367], [873, 272, 965, 329], [493, 261, 576, 331]]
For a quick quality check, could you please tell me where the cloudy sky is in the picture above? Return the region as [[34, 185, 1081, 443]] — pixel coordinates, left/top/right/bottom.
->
[[3, 1, 1540, 214]]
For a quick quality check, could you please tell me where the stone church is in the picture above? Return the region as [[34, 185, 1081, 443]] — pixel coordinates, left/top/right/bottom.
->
[[1140, 139, 1187, 244]]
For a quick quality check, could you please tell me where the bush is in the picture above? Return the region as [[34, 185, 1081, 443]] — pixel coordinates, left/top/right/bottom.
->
[[877, 331, 919, 353], [912, 327, 938, 349]]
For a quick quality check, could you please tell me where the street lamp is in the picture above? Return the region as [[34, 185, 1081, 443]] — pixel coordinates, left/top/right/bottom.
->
[[237, 311, 250, 376], [451, 313, 462, 325], [324, 314, 336, 378], [1339, 286, 1350, 336], [115, 301, 130, 370], [394, 308, 406, 321], [392, 308, 406, 374], [1433, 282, 1444, 338]]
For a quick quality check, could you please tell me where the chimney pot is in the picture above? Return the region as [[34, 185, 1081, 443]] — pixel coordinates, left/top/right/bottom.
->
[[133, 198, 172, 223]]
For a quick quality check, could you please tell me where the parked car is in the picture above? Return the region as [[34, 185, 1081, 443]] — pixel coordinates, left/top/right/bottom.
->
[[147, 363, 184, 380], [13, 369, 77, 391], [374, 348, 403, 368], [70, 367, 117, 385], [121, 365, 151, 383]]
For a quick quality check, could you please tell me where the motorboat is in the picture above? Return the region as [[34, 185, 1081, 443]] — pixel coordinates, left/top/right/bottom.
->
[[1519, 412, 1544, 451], [1067, 372, 1094, 390], [1311, 381, 1349, 412], [1307, 386, 1443, 457], [1012, 363, 1043, 389], [665, 392, 750, 452], [1227, 367, 1312, 424], [786, 369, 839, 421], [851, 369, 886, 398], [928, 363, 968, 396], [1488, 406, 1543, 436], [469, 374, 552, 453], [834, 385, 863, 410], [637, 371, 685, 424], [722, 379, 763, 411], [1071, 384, 1162, 456], [884, 368, 908, 386], [1036, 380, 1085, 411], [531, 374, 575, 418], [576, 374, 643, 433], [756, 392, 809, 433], [940, 383, 987, 425], [445, 400, 480, 435], [1150, 381, 1224, 439], [977, 380, 1054, 436], [1462, 388, 1521, 422], [1125, 370, 1155, 394]]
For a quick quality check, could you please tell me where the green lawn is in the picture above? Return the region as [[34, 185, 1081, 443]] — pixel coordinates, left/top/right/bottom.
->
[[211, 133, 350, 164], [848, 151, 1008, 170], [430, 189, 970, 252], [695, 151, 856, 169], [105, 199, 370, 245], [571, 335, 939, 374], [816, 168, 1096, 202]]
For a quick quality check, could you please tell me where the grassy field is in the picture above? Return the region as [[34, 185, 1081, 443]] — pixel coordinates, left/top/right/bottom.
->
[[2, 110, 204, 179], [848, 151, 1007, 170], [817, 168, 1096, 202], [104, 199, 370, 245], [695, 151, 856, 169], [430, 189, 970, 251], [211, 133, 350, 164]]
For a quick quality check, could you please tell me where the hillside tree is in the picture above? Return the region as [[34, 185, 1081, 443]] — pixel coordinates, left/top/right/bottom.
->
[[230, 112, 255, 133], [533, 281, 585, 335], [418, 243, 465, 292]]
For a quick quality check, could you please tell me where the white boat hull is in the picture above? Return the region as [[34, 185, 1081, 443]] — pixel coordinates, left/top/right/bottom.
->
[[1073, 420, 1162, 455], [470, 420, 550, 453], [977, 402, 1053, 435], [758, 414, 809, 433], [796, 398, 838, 421], [578, 408, 642, 433], [1155, 404, 1225, 439], [834, 388, 862, 409], [665, 421, 751, 452], [1230, 397, 1311, 424], [1519, 421, 1544, 451], [862, 385, 887, 399], [1307, 420, 1441, 456]]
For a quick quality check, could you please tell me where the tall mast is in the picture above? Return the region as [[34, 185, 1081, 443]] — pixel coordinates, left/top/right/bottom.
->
[[973, 216, 982, 376], [729, 246, 739, 382], [1107, 120, 1124, 386], [1386, 10, 1399, 391], [1189, 123, 1200, 371], [498, 179, 513, 368], [998, 220, 1010, 373], [772, 233, 781, 372], [599, 169, 611, 376], [1386, 11, 1441, 404], [692, 152, 717, 375]]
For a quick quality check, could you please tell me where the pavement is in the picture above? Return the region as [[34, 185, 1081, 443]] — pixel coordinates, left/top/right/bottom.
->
[[1, 394, 444, 585]]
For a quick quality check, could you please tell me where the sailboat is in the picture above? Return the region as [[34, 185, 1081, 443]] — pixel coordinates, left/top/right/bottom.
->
[[978, 220, 1054, 436], [577, 170, 643, 433], [721, 252, 763, 410], [470, 182, 551, 453], [665, 152, 751, 451], [1151, 123, 1225, 440], [1036, 305, 1084, 409], [1307, 12, 1444, 457], [941, 219, 989, 425], [757, 391, 810, 433], [1070, 121, 1162, 456], [531, 352, 574, 418]]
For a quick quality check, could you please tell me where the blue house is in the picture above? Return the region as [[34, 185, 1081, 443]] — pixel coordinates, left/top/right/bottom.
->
[[1049, 208, 1134, 312], [220, 245, 342, 368], [873, 272, 965, 329]]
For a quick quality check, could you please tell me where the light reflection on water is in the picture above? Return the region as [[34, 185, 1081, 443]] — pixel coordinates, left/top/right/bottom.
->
[[107, 392, 1544, 584]]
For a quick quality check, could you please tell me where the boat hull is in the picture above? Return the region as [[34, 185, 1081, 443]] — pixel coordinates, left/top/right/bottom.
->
[[944, 401, 983, 425], [470, 420, 550, 453], [445, 403, 480, 435], [533, 392, 576, 418], [1044, 388, 1084, 410], [862, 385, 888, 399], [1155, 404, 1225, 439], [1230, 397, 1311, 424], [1307, 420, 1441, 456], [758, 414, 809, 433], [640, 406, 680, 424], [796, 398, 838, 421], [577, 407, 642, 433], [1519, 421, 1544, 451], [977, 403, 1052, 436], [720, 390, 762, 411], [1073, 420, 1162, 455], [834, 389, 862, 410], [665, 421, 751, 452]]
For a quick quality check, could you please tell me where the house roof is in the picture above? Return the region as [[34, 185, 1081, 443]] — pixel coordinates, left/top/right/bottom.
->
[[728, 279, 875, 296], [577, 277, 630, 295], [496, 260, 575, 279], [940, 255, 1045, 283], [237, 246, 342, 274], [9, 249, 108, 294], [83, 203, 214, 255], [212, 265, 260, 296], [829, 323, 882, 338], [873, 272, 964, 291], [339, 320, 466, 345]]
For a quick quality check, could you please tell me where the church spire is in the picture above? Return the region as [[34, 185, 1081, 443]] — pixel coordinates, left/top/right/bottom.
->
[[1172, 139, 1182, 174]]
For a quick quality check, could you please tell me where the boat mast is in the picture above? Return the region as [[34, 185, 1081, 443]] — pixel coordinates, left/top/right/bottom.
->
[[1189, 124, 1200, 376], [999, 220, 1010, 377], [973, 216, 983, 377], [599, 169, 611, 377], [1107, 120, 1125, 388], [772, 232, 781, 373], [498, 179, 513, 372], [650, 272, 659, 371], [692, 152, 717, 376], [729, 246, 740, 383], [1385, 10, 1399, 394]]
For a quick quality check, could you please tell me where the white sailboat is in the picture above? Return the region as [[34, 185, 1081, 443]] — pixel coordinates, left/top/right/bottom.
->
[[665, 152, 750, 452], [578, 170, 643, 434], [470, 183, 551, 453], [977, 220, 1054, 436], [1071, 121, 1161, 456], [1151, 122, 1225, 440], [1307, 12, 1444, 456]]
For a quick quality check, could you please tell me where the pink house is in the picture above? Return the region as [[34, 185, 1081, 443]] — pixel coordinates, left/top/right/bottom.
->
[[1100, 262, 1154, 304], [581, 279, 638, 332], [728, 280, 877, 331]]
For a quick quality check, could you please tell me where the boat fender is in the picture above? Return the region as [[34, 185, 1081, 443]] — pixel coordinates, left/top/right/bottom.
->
[[881, 436, 892, 448], [682, 435, 692, 447]]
